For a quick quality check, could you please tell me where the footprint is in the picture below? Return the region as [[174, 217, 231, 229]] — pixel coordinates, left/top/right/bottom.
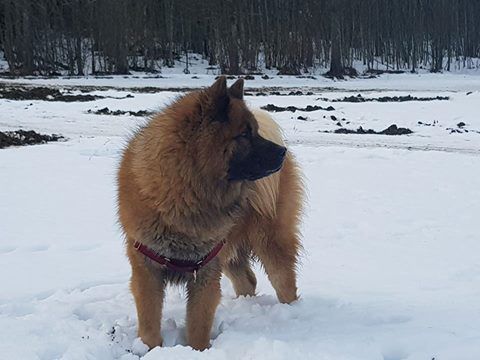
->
[[72, 307, 90, 321], [383, 347, 409, 360], [68, 244, 101, 251], [0, 302, 34, 317], [363, 314, 411, 326], [0, 245, 16, 254], [25, 244, 50, 252]]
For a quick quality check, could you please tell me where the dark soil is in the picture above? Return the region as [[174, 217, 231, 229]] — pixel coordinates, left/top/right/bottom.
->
[[418, 120, 439, 127], [332, 124, 413, 135], [252, 90, 314, 96], [261, 104, 335, 112], [0, 82, 381, 97], [364, 69, 405, 75], [215, 75, 237, 80], [88, 107, 153, 117], [296, 75, 317, 80], [297, 116, 308, 121], [322, 94, 449, 103], [0, 85, 102, 102], [446, 125, 479, 134], [277, 66, 301, 76], [324, 67, 358, 79], [0, 130, 64, 149], [287, 90, 315, 96]]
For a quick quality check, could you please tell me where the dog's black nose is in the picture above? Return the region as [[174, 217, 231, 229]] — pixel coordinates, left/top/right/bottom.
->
[[278, 146, 287, 158]]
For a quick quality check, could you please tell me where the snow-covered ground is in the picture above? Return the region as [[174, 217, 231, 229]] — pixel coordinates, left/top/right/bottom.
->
[[1, 73, 480, 360], [3, 71, 480, 91]]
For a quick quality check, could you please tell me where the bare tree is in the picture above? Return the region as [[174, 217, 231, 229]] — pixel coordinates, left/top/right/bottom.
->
[[1, 0, 479, 76]]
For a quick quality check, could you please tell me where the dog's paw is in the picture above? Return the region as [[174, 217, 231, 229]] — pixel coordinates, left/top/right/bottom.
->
[[135, 334, 162, 353]]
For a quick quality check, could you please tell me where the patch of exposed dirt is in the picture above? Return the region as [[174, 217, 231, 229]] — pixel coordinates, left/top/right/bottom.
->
[[0, 130, 64, 149], [446, 122, 480, 134], [364, 69, 406, 75], [87, 107, 153, 117], [250, 90, 316, 96], [261, 104, 335, 112], [323, 67, 359, 80], [0, 85, 102, 102], [296, 75, 317, 80], [277, 66, 301, 76], [3, 81, 450, 97], [320, 94, 449, 103], [329, 124, 413, 135], [417, 120, 439, 127]]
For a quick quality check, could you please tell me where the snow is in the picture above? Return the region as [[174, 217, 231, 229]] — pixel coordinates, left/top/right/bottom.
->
[[1, 73, 480, 360]]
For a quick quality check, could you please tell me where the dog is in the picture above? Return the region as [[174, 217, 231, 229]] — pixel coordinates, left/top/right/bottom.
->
[[117, 76, 303, 350]]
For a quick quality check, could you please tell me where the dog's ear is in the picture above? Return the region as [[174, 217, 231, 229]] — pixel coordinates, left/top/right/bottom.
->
[[202, 76, 229, 122], [208, 76, 227, 99], [229, 78, 244, 100]]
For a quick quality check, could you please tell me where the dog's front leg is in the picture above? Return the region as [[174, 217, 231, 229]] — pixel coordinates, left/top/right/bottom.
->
[[186, 268, 221, 351], [130, 250, 165, 349]]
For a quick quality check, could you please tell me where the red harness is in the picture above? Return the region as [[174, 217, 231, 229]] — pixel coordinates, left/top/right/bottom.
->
[[133, 240, 225, 274]]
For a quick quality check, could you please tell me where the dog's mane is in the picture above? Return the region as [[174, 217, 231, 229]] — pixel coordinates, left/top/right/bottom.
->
[[247, 109, 284, 218]]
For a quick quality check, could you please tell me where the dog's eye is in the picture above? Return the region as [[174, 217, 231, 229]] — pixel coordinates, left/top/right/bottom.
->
[[234, 130, 249, 140]]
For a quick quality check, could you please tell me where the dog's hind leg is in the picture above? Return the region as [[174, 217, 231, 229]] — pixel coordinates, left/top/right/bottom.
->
[[223, 249, 257, 297], [252, 153, 303, 304], [252, 230, 300, 304]]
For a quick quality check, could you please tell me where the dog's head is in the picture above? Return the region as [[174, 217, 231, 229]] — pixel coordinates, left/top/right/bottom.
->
[[189, 76, 286, 182]]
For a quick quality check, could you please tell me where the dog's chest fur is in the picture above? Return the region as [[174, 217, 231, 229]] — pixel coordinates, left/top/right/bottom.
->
[[141, 230, 223, 285], [138, 202, 244, 285]]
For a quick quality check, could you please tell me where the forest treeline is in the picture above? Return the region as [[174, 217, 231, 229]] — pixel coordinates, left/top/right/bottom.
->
[[0, 0, 479, 76]]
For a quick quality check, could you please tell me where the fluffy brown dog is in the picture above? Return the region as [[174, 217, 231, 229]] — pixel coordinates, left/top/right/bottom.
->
[[117, 76, 303, 351]]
